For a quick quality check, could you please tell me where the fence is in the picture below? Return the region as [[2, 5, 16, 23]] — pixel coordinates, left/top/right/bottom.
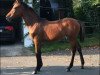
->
[[83, 22, 100, 37]]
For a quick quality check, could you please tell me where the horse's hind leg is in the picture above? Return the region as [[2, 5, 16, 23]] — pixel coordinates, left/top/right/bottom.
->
[[77, 42, 85, 69], [67, 38, 77, 72]]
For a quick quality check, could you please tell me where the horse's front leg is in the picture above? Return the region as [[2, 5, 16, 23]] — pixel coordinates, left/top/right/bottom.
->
[[32, 37, 43, 74]]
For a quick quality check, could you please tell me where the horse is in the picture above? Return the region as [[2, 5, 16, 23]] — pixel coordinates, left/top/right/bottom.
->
[[6, 0, 85, 74]]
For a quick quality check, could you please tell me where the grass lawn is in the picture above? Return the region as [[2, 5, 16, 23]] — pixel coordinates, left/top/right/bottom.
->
[[30, 36, 99, 53]]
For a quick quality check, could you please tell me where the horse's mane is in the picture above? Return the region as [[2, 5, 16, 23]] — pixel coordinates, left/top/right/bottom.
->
[[21, 2, 39, 17], [21, 2, 33, 11]]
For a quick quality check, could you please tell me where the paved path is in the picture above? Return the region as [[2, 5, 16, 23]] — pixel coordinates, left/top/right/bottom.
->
[[0, 44, 99, 75], [1, 55, 99, 75]]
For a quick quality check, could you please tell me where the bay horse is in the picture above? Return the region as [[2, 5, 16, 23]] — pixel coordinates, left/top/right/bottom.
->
[[6, 0, 85, 74]]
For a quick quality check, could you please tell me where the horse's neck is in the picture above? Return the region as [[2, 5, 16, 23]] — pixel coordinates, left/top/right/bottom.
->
[[22, 9, 40, 26]]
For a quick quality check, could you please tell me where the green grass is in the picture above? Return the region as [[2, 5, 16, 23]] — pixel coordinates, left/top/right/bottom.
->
[[41, 41, 70, 53], [80, 37, 99, 47], [30, 36, 99, 53]]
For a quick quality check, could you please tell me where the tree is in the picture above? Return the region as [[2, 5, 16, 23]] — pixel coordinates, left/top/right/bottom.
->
[[73, 0, 100, 22], [73, 0, 100, 35]]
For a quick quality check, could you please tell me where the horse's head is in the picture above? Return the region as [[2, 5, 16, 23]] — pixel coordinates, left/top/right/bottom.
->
[[6, 0, 23, 22]]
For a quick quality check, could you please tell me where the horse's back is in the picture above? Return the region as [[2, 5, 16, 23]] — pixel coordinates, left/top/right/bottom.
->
[[41, 18, 80, 41]]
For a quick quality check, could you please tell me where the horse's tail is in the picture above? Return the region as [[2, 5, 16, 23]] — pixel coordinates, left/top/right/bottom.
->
[[78, 20, 85, 42]]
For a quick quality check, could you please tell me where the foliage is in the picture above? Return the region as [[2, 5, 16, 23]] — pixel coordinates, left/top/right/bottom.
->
[[73, 0, 100, 36], [24, 0, 100, 23], [32, 0, 40, 14], [73, 0, 100, 22]]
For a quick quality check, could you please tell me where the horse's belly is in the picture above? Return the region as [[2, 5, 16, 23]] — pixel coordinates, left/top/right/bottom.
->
[[44, 31, 65, 41], [43, 24, 66, 41]]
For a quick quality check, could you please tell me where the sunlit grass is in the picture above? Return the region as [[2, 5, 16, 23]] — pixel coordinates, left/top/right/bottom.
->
[[80, 37, 99, 47], [30, 36, 99, 53]]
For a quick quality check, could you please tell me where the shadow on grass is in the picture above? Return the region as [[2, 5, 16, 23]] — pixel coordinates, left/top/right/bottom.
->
[[1, 66, 99, 75]]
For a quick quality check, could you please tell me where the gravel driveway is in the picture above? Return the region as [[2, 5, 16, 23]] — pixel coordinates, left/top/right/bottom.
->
[[0, 44, 99, 75]]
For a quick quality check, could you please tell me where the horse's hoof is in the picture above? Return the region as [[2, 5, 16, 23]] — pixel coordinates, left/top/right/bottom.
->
[[81, 66, 84, 69], [67, 70, 71, 72], [66, 68, 71, 72], [32, 71, 37, 75]]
